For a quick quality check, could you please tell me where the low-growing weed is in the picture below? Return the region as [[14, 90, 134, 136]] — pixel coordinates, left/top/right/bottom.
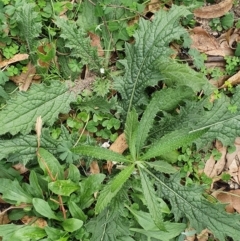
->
[[225, 56, 240, 75], [209, 13, 234, 32]]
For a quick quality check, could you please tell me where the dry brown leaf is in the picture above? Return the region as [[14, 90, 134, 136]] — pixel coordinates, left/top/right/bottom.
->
[[204, 140, 227, 178], [209, 74, 228, 88], [228, 158, 239, 176], [205, 47, 233, 56], [0, 197, 7, 204], [184, 227, 195, 241], [10, 62, 36, 91], [190, 27, 233, 56], [218, 30, 232, 46], [13, 163, 28, 174], [89, 32, 104, 57], [220, 69, 240, 88], [89, 160, 101, 199], [106, 161, 114, 174], [21, 215, 35, 224], [21, 215, 47, 227], [194, 0, 233, 19], [145, 0, 162, 13], [109, 133, 128, 154], [190, 27, 220, 52], [0, 53, 29, 68], [216, 190, 240, 213], [107, 133, 128, 173], [185, 234, 195, 241], [19, 62, 36, 91], [90, 161, 100, 174], [0, 211, 10, 225], [36, 42, 57, 73], [226, 137, 240, 167], [215, 192, 234, 213], [230, 189, 240, 212], [210, 141, 227, 177], [206, 32, 234, 56], [229, 33, 240, 49], [69, 74, 96, 95], [197, 229, 211, 241], [204, 155, 216, 177], [237, 167, 240, 184]]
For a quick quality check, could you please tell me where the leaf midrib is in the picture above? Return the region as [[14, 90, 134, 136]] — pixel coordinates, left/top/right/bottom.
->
[[127, 10, 185, 113], [150, 171, 239, 232]]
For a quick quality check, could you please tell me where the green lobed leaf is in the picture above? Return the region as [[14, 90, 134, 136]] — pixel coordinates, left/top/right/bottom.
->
[[57, 140, 81, 164], [146, 160, 177, 174], [141, 129, 207, 160], [55, 17, 102, 71], [114, 5, 190, 112], [61, 218, 83, 232], [135, 86, 194, 156], [95, 164, 134, 214], [72, 145, 130, 163], [38, 148, 64, 180], [138, 167, 165, 230], [124, 109, 139, 159], [48, 180, 79, 196], [32, 198, 61, 221], [156, 173, 240, 241], [0, 82, 75, 136], [0, 178, 32, 204]]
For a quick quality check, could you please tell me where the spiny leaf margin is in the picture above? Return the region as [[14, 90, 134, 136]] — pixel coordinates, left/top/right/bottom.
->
[[0, 129, 58, 163], [139, 167, 165, 230], [141, 129, 207, 160], [114, 5, 190, 112], [72, 145, 130, 163], [0, 81, 75, 136], [95, 164, 135, 214], [55, 17, 102, 71], [135, 86, 194, 157]]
